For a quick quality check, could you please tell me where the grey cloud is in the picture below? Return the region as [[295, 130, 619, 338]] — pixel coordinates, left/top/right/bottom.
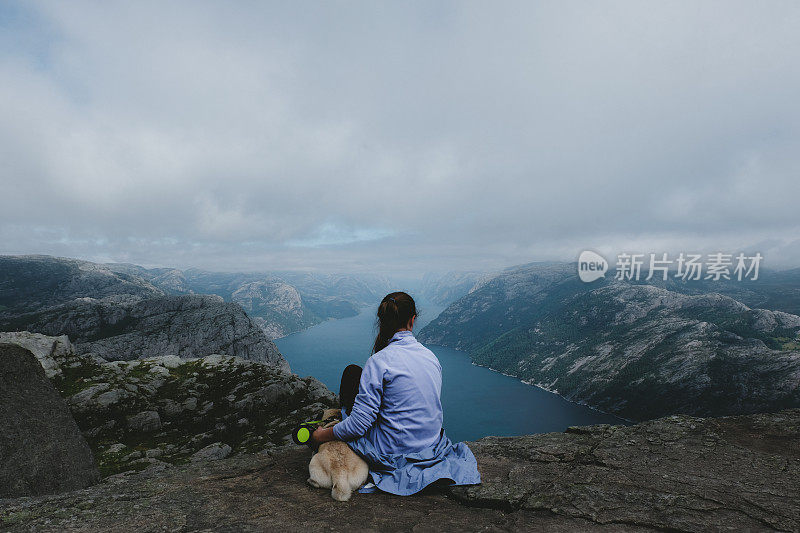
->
[[2, 1, 799, 274]]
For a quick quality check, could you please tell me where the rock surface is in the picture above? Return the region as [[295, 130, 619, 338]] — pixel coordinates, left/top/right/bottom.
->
[[0, 331, 74, 379], [76, 294, 287, 369], [0, 343, 99, 498], [1, 410, 797, 531], [453, 409, 800, 531], [191, 442, 232, 462]]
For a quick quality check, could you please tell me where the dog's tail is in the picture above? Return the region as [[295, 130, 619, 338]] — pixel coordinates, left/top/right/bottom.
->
[[330, 470, 352, 502]]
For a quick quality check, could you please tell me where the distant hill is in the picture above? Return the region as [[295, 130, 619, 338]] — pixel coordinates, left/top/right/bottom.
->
[[418, 270, 490, 306], [0, 255, 162, 314], [628, 266, 800, 316], [105, 264, 394, 338]]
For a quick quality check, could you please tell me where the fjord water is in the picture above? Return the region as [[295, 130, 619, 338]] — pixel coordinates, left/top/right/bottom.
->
[[275, 305, 623, 442]]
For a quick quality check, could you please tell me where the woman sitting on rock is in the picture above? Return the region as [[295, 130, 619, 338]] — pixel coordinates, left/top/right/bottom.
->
[[311, 291, 481, 495]]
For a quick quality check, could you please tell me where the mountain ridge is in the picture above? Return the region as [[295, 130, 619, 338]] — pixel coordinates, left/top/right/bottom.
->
[[419, 261, 800, 421], [0, 256, 287, 370]]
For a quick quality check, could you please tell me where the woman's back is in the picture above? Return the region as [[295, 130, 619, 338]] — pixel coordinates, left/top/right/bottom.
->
[[366, 330, 443, 454], [334, 330, 444, 455]]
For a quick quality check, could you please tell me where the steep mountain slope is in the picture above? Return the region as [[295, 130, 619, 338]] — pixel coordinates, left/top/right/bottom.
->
[[0, 256, 162, 313], [472, 283, 800, 420], [419, 262, 578, 352], [0, 257, 287, 370], [0, 294, 286, 368], [419, 262, 800, 420]]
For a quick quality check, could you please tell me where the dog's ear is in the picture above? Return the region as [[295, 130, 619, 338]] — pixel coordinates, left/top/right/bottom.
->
[[321, 408, 341, 421]]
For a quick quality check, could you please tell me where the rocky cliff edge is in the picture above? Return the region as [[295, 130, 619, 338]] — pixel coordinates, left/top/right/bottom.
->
[[1, 408, 797, 532]]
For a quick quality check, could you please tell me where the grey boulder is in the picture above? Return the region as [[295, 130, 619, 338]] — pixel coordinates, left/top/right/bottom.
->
[[0, 343, 99, 498]]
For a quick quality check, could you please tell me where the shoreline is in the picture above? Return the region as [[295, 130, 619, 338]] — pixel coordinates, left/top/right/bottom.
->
[[466, 359, 634, 424]]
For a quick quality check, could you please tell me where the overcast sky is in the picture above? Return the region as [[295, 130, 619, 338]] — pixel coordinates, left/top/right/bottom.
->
[[2, 1, 799, 276]]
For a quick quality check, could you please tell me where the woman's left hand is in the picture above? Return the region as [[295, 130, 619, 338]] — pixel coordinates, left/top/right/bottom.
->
[[312, 426, 335, 444]]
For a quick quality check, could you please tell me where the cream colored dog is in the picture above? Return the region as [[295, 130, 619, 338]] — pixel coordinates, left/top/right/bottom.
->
[[307, 408, 369, 501]]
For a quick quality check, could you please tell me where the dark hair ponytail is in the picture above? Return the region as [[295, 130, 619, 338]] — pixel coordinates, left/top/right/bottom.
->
[[372, 292, 417, 354]]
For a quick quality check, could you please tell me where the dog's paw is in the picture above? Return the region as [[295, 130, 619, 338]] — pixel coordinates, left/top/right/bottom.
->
[[307, 477, 321, 488]]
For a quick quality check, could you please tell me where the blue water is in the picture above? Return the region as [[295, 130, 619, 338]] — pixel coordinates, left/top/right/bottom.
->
[[275, 305, 624, 442]]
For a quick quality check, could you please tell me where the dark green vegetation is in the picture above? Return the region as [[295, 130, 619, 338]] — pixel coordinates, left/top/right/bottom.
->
[[419, 262, 800, 421], [42, 343, 334, 477]]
